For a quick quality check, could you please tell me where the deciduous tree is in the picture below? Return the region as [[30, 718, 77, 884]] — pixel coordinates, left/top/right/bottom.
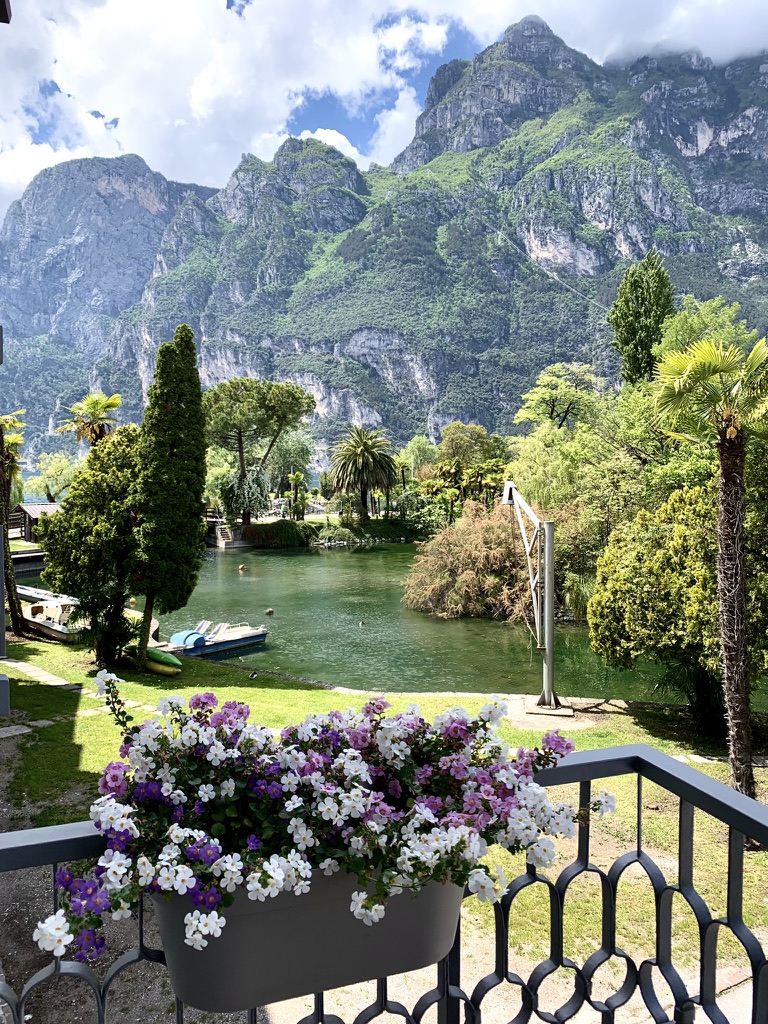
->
[[203, 378, 315, 526], [25, 452, 80, 502], [0, 410, 25, 634], [39, 427, 140, 667]]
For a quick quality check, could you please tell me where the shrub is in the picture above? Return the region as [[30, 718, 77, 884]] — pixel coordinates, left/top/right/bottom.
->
[[403, 500, 528, 619]]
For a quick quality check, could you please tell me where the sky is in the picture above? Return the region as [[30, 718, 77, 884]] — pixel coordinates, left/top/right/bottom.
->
[[2, 0, 768, 221]]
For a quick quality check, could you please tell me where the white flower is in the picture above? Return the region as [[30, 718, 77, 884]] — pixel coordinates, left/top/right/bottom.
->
[[183, 909, 225, 948], [350, 891, 385, 925], [98, 849, 132, 889], [173, 865, 197, 895], [220, 779, 236, 798], [157, 696, 183, 716], [526, 837, 556, 868], [594, 791, 616, 818], [157, 865, 176, 891], [34, 910, 74, 956], [288, 817, 316, 850], [285, 795, 304, 812], [206, 743, 227, 766], [467, 869, 496, 902], [137, 856, 155, 886], [111, 899, 132, 921], [197, 784, 215, 802], [94, 670, 120, 696], [212, 853, 244, 892], [319, 858, 339, 875]]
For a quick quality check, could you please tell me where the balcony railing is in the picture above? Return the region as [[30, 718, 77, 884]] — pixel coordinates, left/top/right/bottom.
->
[[1, 744, 766, 1024]]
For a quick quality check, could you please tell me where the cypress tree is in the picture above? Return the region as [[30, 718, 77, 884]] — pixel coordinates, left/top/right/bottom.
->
[[133, 324, 206, 666], [607, 249, 675, 384]]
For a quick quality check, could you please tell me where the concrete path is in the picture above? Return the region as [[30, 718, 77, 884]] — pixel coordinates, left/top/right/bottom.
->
[[0, 658, 157, 739]]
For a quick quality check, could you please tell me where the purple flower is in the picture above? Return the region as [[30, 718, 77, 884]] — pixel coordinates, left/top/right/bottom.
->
[[190, 692, 218, 711], [246, 834, 261, 851], [74, 928, 106, 962], [543, 731, 575, 758], [266, 781, 283, 799], [55, 867, 74, 890], [84, 889, 111, 915], [73, 879, 100, 900]]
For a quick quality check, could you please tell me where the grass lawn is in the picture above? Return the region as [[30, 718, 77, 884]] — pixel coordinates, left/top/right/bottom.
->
[[3, 636, 768, 980]]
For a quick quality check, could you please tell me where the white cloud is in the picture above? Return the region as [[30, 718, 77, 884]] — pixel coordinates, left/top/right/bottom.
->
[[298, 129, 371, 169], [2, 1, 768, 220], [367, 88, 423, 166]]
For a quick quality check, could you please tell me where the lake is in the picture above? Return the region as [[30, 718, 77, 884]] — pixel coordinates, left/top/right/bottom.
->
[[158, 544, 666, 699]]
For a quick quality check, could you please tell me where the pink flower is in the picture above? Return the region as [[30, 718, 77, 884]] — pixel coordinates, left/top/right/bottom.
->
[[97, 762, 129, 797]]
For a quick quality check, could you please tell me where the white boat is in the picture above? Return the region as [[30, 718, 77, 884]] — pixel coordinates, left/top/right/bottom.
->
[[166, 620, 268, 658], [21, 599, 81, 642], [19, 586, 159, 643]]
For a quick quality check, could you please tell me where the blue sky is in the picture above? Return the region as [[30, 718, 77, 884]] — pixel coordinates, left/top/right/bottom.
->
[[2, 1, 768, 220]]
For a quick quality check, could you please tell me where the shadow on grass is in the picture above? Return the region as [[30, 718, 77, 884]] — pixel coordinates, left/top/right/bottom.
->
[[619, 699, 768, 760], [6, 672, 97, 828]]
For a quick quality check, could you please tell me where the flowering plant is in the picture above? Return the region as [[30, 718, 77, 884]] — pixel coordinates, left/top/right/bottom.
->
[[34, 673, 613, 961]]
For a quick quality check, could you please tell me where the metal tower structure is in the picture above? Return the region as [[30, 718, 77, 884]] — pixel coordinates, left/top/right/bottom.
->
[[502, 480, 560, 709]]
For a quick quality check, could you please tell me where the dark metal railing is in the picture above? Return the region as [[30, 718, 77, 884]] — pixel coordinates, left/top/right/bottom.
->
[[1, 744, 766, 1023]]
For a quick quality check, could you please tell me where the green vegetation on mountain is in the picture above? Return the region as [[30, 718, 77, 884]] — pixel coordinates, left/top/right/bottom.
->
[[5, 19, 768, 451]]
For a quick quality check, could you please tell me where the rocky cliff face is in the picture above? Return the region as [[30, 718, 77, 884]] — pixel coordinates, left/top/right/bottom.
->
[[392, 17, 611, 174], [0, 154, 214, 359], [4, 20, 768, 451]]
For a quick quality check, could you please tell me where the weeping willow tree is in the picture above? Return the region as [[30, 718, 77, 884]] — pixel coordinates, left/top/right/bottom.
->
[[219, 465, 270, 528]]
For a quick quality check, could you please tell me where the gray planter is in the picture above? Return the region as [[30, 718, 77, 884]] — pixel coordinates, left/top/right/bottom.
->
[[151, 872, 463, 1012]]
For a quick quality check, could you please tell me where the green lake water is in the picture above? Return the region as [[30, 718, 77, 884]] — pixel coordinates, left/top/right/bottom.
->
[[158, 545, 666, 699]]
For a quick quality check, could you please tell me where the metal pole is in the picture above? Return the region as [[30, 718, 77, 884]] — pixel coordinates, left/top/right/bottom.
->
[[539, 520, 560, 708]]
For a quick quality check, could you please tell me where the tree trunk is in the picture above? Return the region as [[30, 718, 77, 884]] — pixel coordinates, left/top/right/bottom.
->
[[237, 431, 251, 528], [0, 447, 24, 634], [135, 592, 156, 672], [717, 428, 756, 798], [360, 486, 369, 522]]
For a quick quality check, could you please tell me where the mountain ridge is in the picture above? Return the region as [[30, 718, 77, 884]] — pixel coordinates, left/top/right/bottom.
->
[[4, 18, 768, 452]]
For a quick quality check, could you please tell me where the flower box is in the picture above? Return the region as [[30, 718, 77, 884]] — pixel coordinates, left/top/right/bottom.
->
[[34, 674, 613, 1006], [152, 874, 463, 1012]]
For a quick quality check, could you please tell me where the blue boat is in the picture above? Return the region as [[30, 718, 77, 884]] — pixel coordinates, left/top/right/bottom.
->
[[167, 621, 268, 658]]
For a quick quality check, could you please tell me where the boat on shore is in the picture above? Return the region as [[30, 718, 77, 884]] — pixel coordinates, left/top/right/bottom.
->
[[165, 621, 268, 659], [18, 586, 159, 644], [21, 598, 80, 642]]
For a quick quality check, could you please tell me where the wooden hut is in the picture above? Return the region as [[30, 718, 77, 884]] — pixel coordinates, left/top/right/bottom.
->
[[13, 503, 62, 543]]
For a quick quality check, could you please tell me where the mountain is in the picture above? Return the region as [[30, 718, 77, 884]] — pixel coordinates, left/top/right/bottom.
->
[[4, 16, 768, 452]]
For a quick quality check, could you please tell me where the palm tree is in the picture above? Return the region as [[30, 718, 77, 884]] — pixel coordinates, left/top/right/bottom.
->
[[330, 426, 397, 522], [654, 333, 768, 799], [56, 391, 122, 446], [0, 410, 26, 634]]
